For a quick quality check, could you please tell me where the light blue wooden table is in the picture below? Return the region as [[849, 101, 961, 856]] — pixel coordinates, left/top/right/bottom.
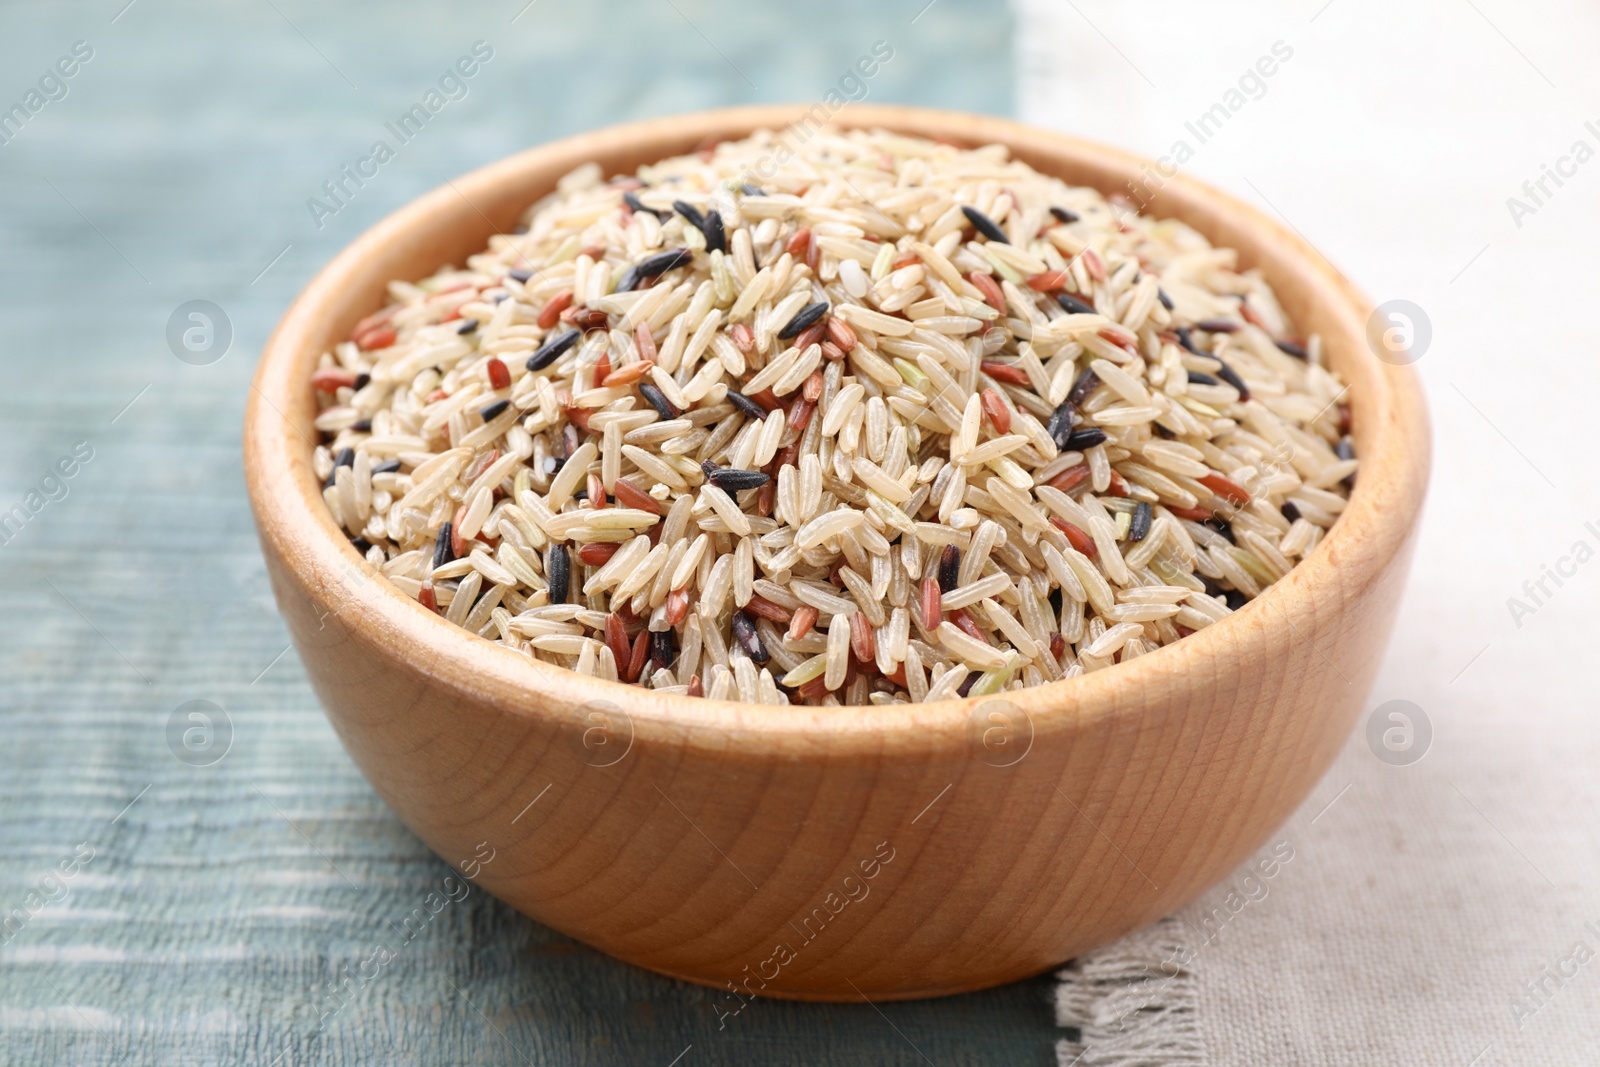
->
[[0, 2, 1059, 1062]]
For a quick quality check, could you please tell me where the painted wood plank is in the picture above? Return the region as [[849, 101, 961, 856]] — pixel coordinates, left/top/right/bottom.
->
[[0, 1, 1055, 1063]]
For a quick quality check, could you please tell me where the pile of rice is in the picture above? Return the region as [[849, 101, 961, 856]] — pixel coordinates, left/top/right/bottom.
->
[[309, 126, 1355, 707]]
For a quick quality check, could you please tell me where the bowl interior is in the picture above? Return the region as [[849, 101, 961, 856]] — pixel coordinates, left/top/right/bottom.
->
[[244, 104, 1430, 749]]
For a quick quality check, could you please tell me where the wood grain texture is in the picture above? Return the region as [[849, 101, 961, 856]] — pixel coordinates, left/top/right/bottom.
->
[[245, 105, 1431, 1001]]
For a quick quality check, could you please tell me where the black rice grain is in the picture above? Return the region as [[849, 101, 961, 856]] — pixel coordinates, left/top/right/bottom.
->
[[1128, 501, 1152, 542], [433, 523, 454, 568], [960, 205, 1009, 243], [1336, 436, 1357, 489], [638, 247, 695, 275], [456, 319, 479, 336], [325, 447, 355, 487], [1049, 206, 1080, 224], [778, 301, 829, 340], [730, 610, 767, 663], [1280, 501, 1301, 523], [1047, 400, 1077, 449], [1187, 371, 1220, 386], [372, 459, 402, 475], [938, 544, 961, 592], [547, 544, 570, 604], [1057, 293, 1096, 316], [1275, 339, 1309, 360], [702, 209, 726, 254], [1067, 368, 1100, 406], [726, 389, 768, 421], [707, 465, 770, 492], [526, 328, 580, 372], [638, 382, 680, 420], [479, 399, 510, 422], [1214, 360, 1251, 400], [618, 248, 694, 293], [1064, 427, 1108, 451], [672, 200, 705, 230], [651, 627, 677, 670], [623, 191, 667, 219]]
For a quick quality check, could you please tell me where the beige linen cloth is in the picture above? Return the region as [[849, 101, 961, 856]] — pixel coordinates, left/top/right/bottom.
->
[[1015, 1, 1600, 1062], [1054, 756, 1600, 1066]]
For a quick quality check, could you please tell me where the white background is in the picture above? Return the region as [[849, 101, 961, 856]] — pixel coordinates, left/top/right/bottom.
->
[[1015, 1, 1600, 1063]]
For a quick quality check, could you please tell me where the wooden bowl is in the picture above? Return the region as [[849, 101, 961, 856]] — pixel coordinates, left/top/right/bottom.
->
[[244, 105, 1430, 1001]]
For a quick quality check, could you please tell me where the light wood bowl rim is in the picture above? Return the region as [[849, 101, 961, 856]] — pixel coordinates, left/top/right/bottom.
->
[[244, 104, 1430, 755]]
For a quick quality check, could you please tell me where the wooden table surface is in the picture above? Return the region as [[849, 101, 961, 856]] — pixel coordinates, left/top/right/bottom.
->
[[0, 2, 1058, 1063]]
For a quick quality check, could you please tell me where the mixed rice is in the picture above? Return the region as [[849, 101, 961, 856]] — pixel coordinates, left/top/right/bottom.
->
[[309, 127, 1356, 707]]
